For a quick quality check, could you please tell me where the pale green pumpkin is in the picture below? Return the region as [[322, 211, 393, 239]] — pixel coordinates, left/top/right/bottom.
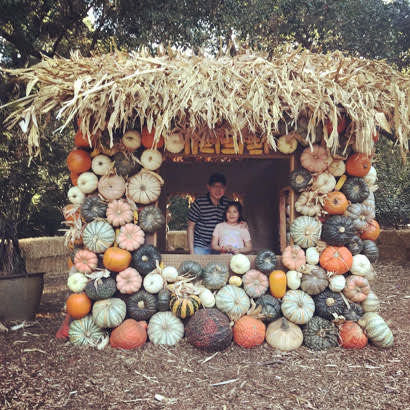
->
[[358, 312, 394, 348], [92, 298, 126, 328], [148, 312, 184, 346], [83, 220, 115, 253], [69, 315, 106, 347], [290, 216, 321, 249], [215, 285, 250, 321], [281, 290, 315, 325]]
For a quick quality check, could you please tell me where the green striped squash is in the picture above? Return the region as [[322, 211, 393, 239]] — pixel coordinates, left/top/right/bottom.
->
[[68, 315, 106, 346], [170, 294, 201, 319], [83, 220, 115, 253], [281, 290, 315, 325], [92, 298, 126, 328], [290, 216, 321, 248], [215, 285, 250, 321], [358, 312, 394, 348], [148, 312, 184, 345]]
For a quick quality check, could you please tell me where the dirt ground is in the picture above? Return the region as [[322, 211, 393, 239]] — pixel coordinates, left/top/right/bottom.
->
[[1, 262, 409, 410]]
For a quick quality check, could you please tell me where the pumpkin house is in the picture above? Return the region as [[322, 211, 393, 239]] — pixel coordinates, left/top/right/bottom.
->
[[2, 48, 409, 350]]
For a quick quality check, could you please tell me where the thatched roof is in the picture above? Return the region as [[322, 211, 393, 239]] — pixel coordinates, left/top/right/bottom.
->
[[2, 48, 409, 156]]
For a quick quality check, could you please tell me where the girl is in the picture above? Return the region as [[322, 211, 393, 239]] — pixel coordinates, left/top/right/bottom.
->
[[211, 202, 252, 254]]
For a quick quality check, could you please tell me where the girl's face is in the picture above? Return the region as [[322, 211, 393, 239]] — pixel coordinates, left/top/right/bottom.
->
[[226, 206, 240, 223]]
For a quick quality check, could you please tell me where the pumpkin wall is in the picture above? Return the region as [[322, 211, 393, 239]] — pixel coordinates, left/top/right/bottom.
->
[[60, 120, 394, 352]]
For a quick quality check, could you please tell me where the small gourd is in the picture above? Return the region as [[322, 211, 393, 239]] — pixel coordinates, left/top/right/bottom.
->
[[300, 266, 329, 296], [290, 216, 321, 248], [202, 262, 229, 290], [143, 272, 164, 294], [148, 312, 184, 345], [162, 266, 179, 283], [328, 274, 346, 292], [157, 289, 171, 311], [139, 206, 165, 233], [350, 254, 372, 278], [242, 269, 269, 298], [230, 254, 251, 275], [198, 287, 216, 308], [77, 172, 98, 194], [361, 291, 380, 312], [281, 290, 315, 324], [286, 270, 302, 290], [358, 312, 394, 348], [229, 275, 243, 287], [303, 316, 339, 350], [67, 272, 88, 293], [170, 294, 201, 319], [266, 317, 303, 351], [313, 289, 345, 320], [364, 166, 377, 187], [305, 247, 319, 265], [68, 186, 85, 205], [69, 315, 106, 347], [92, 298, 127, 328], [215, 285, 250, 321]]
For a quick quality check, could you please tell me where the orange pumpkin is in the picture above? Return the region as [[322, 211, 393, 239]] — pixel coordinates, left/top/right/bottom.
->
[[346, 153, 371, 177], [74, 129, 95, 148], [110, 319, 148, 349], [323, 191, 349, 215], [282, 245, 306, 270], [269, 270, 287, 298], [338, 321, 368, 349], [141, 127, 164, 149], [233, 316, 266, 348], [326, 114, 347, 135], [360, 219, 380, 241], [103, 247, 132, 272], [66, 292, 92, 319], [319, 246, 352, 274], [67, 149, 91, 173], [70, 171, 80, 186]]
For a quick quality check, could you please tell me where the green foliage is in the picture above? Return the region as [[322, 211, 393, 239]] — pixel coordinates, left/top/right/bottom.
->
[[374, 138, 410, 228], [168, 196, 189, 231]]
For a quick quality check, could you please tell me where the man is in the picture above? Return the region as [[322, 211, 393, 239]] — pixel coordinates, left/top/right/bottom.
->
[[187, 173, 231, 254]]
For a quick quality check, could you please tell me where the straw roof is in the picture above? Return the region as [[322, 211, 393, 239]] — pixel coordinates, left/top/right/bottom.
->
[[2, 48, 409, 156]]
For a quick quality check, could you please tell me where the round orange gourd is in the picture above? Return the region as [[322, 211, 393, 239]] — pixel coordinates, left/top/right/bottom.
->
[[110, 319, 147, 349], [141, 127, 164, 149], [74, 129, 96, 148], [66, 292, 92, 319], [269, 270, 287, 298], [360, 219, 380, 241], [281, 245, 306, 270], [346, 153, 371, 177], [326, 115, 347, 135], [338, 321, 368, 349], [323, 191, 349, 215], [70, 171, 79, 186], [67, 149, 91, 173], [319, 246, 352, 274], [233, 316, 266, 348], [103, 247, 132, 272]]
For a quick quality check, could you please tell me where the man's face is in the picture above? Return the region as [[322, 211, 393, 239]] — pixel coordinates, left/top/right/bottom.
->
[[207, 182, 226, 202]]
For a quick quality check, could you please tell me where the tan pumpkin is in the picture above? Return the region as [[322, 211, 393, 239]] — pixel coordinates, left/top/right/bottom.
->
[[266, 317, 303, 351], [295, 192, 321, 216], [282, 245, 306, 270], [343, 275, 371, 303], [98, 174, 126, 200], [312, 172, 336, 194], [165, 132, 185, 153], [140, 149, 163, 171], [91, 154, 113, 176], [127, 170, 163, 204], [122, 130, 142, 151], [277, 133, 298, 154], [118, 223, 145, 251], [106, 199, 133, 227], [300, 145, 329, 173], [327, 159, 346, 177], [116, 267, 142, 294]]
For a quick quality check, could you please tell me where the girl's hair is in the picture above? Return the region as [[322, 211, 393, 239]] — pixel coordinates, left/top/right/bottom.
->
[[223, 201, 244, 222]]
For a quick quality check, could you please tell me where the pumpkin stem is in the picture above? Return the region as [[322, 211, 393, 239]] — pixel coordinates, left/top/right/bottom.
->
[[280, 317, 290, 330]]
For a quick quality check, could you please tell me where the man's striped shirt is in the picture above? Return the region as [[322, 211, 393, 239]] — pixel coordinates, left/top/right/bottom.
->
[[188, 194, 231, 248]]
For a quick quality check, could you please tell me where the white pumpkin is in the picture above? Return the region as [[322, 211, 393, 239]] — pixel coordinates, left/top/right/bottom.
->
[[143, 272, 164, 294], [162, 266, 179, 283], [165, 132, 185, 153], [215, 285, 250, 320], [127, 170, 163, 204], [68, 186, 85, 205], [277, 134, 298, 154], [230, 254, 251, 275], [92, 154, 113, 175], [364, 166, 377, 186], [122, 130, 142, 151], [313, 172, 336, 194], [198, 288, 215, 308], [67, 272, 89, 293], [328, 275, 346, 292], [305, 247, 320, 265], [77, 172, 98, 194], [286, 270, 302, 290], [148, 312, 184, 345], [140, 149, 163, 171], [351, 254, 372, 277], [361, 291, 380, 312], [327, 159, 346, 177], [295, 192, 321, 217]]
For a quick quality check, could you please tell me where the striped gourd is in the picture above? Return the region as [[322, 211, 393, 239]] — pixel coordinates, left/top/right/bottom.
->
[[215, 285, 250, 321], [83, 220, 115, 253], [69, 315, 106, 346], [358, 312, 394, 348], [281, 290, 315, 324], [170, 294, 201, 319], [148, 312, 184, 345], [92, 298, 126, 328]]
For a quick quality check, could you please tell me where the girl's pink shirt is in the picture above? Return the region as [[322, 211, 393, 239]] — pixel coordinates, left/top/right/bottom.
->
[[212, 222, 251, 249]]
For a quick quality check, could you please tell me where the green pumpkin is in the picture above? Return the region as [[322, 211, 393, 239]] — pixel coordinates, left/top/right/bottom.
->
[[361, 240, 379, 263], [300, 266, 328, 296], [290, 216, 322, 248], [344, 203, 375, 232], [92, 298, 126, 328], [157, 289, 171, 312], [342, 177, 370, 203], [85, 277, 117, 301], [321, 215, 356, 246], [68, 315, 106, 347], [113, 151, 141, 177], [303, 316, 339, 350], [215, 285, 250, 321], [289, 168, 312, 192], [358, 312, 394, 348], [313, 289, 345, 321], [202, 262, 229, 290], [81, 196, 108, 222], [139, 206, 165, 233], [346, 235, 364, 256], [131, 244, 161, 276], [255, 294, 281, 323], [178, 260, 203, 279], [281, 290, 315, 325], [127, 290, 157, 321], [255, 249, 277, 274], [82, 220, 115, 253]]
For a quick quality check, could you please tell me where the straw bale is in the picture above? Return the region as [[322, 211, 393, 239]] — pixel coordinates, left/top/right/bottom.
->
[[2, 48, 409, 156], [19, 237, 68, 259], [24, 255, 68, 274]]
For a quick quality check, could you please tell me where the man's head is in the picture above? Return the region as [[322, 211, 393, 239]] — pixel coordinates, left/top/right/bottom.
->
[[207, 173, 226, 203]]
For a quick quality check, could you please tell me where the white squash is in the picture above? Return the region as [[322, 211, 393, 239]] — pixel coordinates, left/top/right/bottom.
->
[[162, 266, 179, 283], [215, 285, 250, 320], [327, 159, 346, 177], [351, 254, 372, 277], [77, 172, 98, 194], [361, 291, 380, 312], [286, 270, 302, 290], [127, 170, 163, 205], [230, 254, 251, 275], [140, 149, 163, 171], [91, 154, 113, 175], [364, 166, 377, 186], [122, 130, 142, 151], [143, 272, 164, 294], [148, 312, 184, 345], [198, 288, 215, 308], [313, 172, 336, 194], [165, 132, 185, 153], [68, 186, 85, 205], [277, 134, 298, 154], [67, 272, 89, 293], [305, 247, 320, 265], [328, 275, 346, 292], [295, 192, 321, 217]]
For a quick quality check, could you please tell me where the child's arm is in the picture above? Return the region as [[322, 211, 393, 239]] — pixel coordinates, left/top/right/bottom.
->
[[211, 234, 228, 253], [232, 240, 252, 255]]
